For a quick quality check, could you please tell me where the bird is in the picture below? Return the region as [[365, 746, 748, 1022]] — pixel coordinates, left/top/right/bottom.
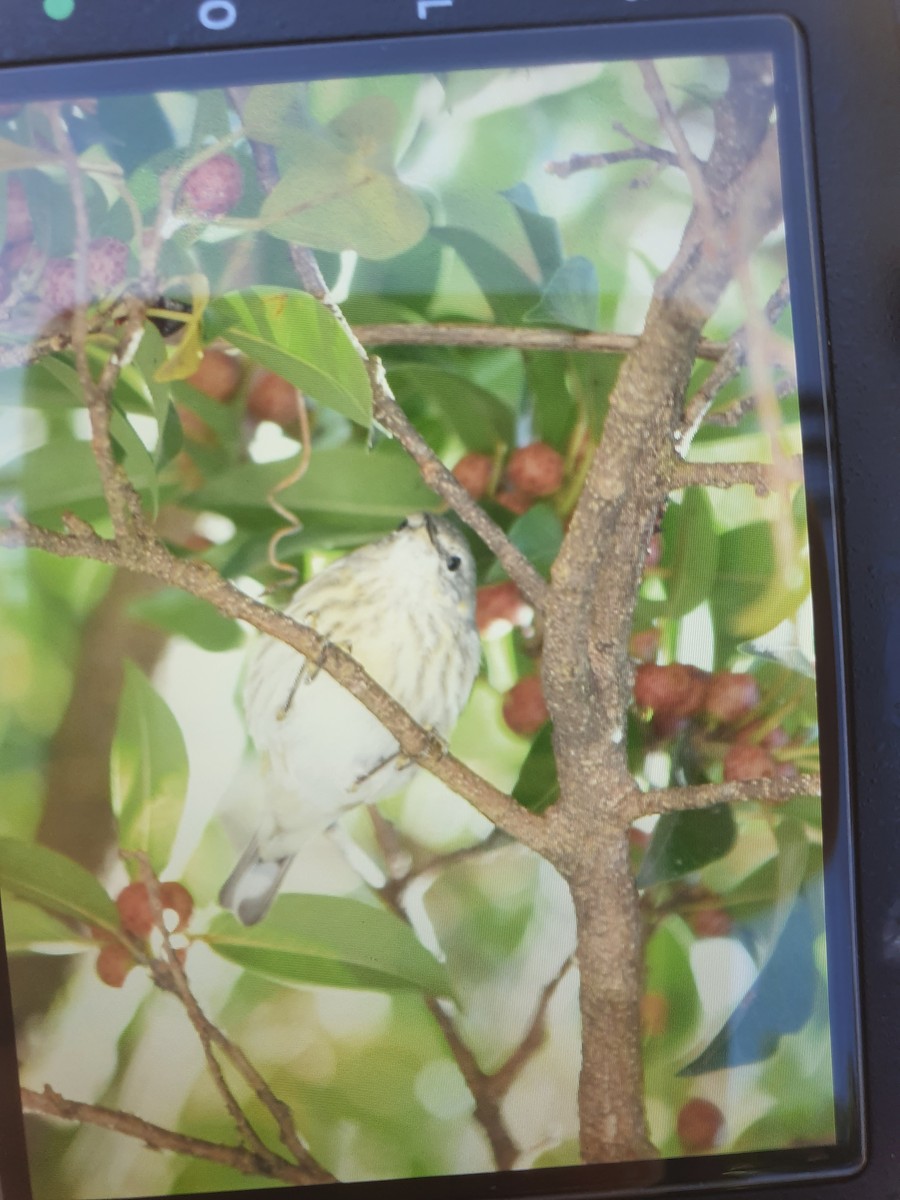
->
[[219, 512, 481, 925]]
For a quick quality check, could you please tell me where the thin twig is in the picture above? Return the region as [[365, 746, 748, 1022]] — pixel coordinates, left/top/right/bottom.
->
[[486, 956, 574, 1098], [671, 455, 803, 495], [545, 143, 679, 179], [230, 90, 550, 615], [366, 357, 549, 610], [48, 105, 147, 539], [628, 772, 821, 820], [354, 321, 726, 361], [20, 1086, 323, 1186], [638, 62, 716, 233], [679, 277, 792, 440], [0, 319, 727, 371], [129, 853, 272, 1163], [0, 515, 547, 853]]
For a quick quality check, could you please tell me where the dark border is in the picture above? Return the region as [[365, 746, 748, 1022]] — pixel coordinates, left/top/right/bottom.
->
[[0, 12, 875, 1200]]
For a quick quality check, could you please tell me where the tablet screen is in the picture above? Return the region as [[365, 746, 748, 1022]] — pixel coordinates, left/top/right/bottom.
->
[[0, 19, 860, 1199]]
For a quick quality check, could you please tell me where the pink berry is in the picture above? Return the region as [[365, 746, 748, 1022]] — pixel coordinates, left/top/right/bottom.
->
[[87, 236, 129, 295], [4, 178, 32, 247], [180, 155, 243, 218], [39, 258, 78, 313]]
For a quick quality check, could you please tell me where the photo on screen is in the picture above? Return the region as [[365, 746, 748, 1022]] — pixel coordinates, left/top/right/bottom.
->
[[0, 33, 854, 1200]]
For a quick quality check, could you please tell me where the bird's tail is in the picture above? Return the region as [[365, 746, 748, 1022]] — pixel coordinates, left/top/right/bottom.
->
[[218, 835, 293, 926]]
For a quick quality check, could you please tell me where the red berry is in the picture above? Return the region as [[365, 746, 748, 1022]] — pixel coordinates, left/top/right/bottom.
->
[[38, 258, 78, 313], [96, 942, 135, 988], [495, 486, 533, 515], [502, 675, 549, 736], [87, 236, 129, 295], [723, 743, 777, 782], [189, 348, 242, 402], [159, 881, 194, 932], [505, 442, 565, 498], [762, 727, 791, 750], [640, 992, 669, 1037], [4, 178, 32, 247], [703, 672, 760, 724], [634, 663, 709, 719], [688, 908, 733, 938], [116, 881, 155, 939], [475, 581, 531, 633], [452, 453, 493, 500], [247, 371, 299, 427], [676, 1098, 724, 1152], [180, 154, 243, 218], [629, 629, 660, 663]]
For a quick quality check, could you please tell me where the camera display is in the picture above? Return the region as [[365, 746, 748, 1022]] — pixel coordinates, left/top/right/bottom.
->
[[0, 23, 859, 1200]]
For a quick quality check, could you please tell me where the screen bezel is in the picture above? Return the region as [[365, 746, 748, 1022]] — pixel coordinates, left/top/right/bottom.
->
[[0, 9, 891, 1200]]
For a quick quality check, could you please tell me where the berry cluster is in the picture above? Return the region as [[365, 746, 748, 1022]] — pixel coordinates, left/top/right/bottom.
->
[[94, 880, 194, 988], [632, 659, 799, 782], [453, 441, 566, 513], [1, 177, 133, 316]]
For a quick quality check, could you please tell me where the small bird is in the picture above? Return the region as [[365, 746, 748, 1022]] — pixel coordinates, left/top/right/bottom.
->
[[220, 512, 481, 924]]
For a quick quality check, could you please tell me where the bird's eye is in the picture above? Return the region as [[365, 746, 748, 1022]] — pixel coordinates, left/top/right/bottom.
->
[[447, 555, 461, 572], [396, 518, 409, 531]]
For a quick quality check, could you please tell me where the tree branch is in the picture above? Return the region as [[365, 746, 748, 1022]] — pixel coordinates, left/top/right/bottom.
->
[[539, 57, 782, 1162], [628, 772, 821, 820], [229, 93, 549, 615], [679, 276, 792, 441], [130, 854, 274, 1165], [0, 515, 546, 853], [20, 1086, 324, 1187], [353, 322, 726, 361], [671, 455, 803, 494]]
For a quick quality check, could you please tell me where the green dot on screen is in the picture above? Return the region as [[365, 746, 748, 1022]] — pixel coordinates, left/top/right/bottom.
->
[[43, 0, 76, 18]]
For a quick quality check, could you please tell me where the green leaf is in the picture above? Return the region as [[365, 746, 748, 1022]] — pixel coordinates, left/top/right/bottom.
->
[[190, 89, 231, 151], [110, 663, 189, 875], [109, 405, 159, 519], [205, 894, 450, 995], [524, 256, 599, 332], [388, 363, 514, 453], [1, 897, 93, 955], [660, 490, 719, 620], [503, 183, 564, 284], [261, 129, 428, 261], [128, 589, 242, 653], [512, 723, 558, 813], [636, 804, 736, 889], [528, 350, 577, 449], [0, 837, 119, 934], [241, 83, 306, 144], [679, 890, 818, 1075], [206, 288, 372, 428], [712, 521, 809, 640], [0, 438, 157, 526], [431, 227, 539, 324], [644, 920, 701, 1044], [504, 504, 564, 579], [189, 442, 437, 526]]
